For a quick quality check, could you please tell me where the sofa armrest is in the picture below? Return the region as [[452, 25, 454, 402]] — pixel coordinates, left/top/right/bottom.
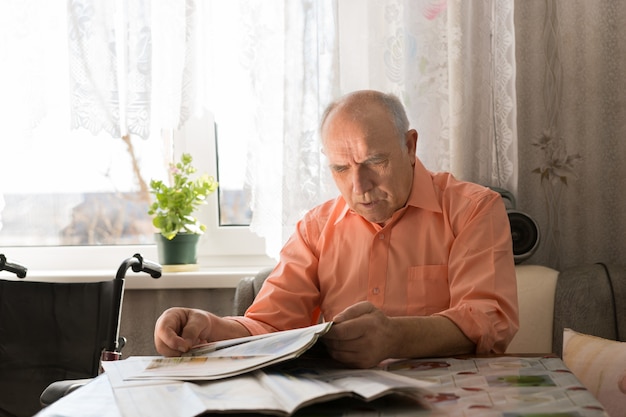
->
[[506, 265, 559, 354], [232, 267, 274, 316], [553, 263, 626, 356]]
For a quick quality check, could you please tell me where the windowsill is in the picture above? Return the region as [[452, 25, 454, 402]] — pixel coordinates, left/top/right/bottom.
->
[[2, 245, 275, 289], [0, 266, 264, 289]]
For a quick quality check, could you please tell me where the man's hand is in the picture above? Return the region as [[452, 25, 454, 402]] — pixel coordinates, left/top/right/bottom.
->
[[322, 301, 476, 368], [154, 307, 215, 356], [154, 307, 252, 356], [322, 301, 394, 368]]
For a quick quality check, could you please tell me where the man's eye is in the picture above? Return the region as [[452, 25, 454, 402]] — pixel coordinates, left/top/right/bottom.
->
[[367, 158, 387, 167]]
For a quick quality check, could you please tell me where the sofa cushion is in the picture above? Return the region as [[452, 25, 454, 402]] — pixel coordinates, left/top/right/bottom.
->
[[563, 328, 626, 417]]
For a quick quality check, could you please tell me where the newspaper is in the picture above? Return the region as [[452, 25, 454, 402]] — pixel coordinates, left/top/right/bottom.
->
[[103, 362, 432, 417], [100, 322, 433, 417], [103, 322, 333, 381]]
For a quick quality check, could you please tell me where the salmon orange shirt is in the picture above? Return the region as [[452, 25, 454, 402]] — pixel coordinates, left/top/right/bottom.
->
[[231, 159, 519, 354]]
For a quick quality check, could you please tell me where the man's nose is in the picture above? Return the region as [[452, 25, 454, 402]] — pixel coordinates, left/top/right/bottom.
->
[[352, 166, 373, 194]]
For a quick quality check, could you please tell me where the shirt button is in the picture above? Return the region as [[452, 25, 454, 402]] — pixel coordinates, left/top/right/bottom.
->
[[379, 234, 385, 240], [372, 287, 380, 295]]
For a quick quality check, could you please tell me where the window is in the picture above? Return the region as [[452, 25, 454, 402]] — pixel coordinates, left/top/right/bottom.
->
[[0, 111, 268, 270], [0, 2, 269, 271], [0, 126, 165, 247]]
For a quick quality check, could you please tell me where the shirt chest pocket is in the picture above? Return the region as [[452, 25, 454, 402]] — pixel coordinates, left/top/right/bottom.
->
[[407, 265, 450, 316]]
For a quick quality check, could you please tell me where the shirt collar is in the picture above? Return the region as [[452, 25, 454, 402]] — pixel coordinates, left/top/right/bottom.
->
[[405, 157, 442, 213]]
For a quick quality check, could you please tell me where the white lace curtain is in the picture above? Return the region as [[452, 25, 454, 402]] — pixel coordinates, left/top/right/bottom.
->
[[0, 0, 517, 259], [66, 0, 202, 139], [243, 0, 518, 258]]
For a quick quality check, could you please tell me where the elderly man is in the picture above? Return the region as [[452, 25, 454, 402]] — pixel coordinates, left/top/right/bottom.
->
[[154, 90, 519, 368]]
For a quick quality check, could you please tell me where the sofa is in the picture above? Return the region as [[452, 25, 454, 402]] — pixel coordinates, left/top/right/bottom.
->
[[508, 263, 626, 356]]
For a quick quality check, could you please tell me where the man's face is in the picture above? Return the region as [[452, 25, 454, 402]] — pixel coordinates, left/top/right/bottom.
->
[[322, 103, 417, 225]]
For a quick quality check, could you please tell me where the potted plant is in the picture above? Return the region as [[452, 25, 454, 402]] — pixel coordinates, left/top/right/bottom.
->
[[148, 153, 218, 270]]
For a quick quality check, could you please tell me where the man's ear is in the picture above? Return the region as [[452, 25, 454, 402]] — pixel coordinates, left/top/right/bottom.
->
[[405, 129, 418, 163]]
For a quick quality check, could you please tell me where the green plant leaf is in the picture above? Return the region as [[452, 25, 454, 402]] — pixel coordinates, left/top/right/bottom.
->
[[148, 153, 218, 239]]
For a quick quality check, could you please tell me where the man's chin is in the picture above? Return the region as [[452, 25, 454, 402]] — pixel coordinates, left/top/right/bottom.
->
[[357, 211, 392, 225]]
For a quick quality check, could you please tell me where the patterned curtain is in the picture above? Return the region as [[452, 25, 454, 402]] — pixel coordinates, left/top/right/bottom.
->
[[516, 0, 626, 269], [67, 0, 200, 139]]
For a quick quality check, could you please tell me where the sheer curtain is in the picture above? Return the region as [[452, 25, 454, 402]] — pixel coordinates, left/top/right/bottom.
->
[[67, 0, 202, 139], [242, 1, 341, 258], [0, 0, 517, 259], [1, 0, 203, 139], [244, 0, 518, 259], [1, 0, 59, 234]]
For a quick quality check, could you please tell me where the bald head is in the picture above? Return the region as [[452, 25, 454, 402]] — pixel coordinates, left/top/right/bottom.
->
[[320, 90, 410, 146]]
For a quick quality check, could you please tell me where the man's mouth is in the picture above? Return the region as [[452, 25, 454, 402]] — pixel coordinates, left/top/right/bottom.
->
[[359, 200, 377, 208]]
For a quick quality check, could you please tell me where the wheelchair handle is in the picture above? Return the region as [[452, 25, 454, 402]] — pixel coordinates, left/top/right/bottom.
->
[[0, 254, 27, 278], [106, 254, 162, 353], [133, 258, 162, 279], [115, 253, 162, 280]]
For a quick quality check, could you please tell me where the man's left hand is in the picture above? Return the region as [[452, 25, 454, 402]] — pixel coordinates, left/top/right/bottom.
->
[[322, 301, 394, 368]]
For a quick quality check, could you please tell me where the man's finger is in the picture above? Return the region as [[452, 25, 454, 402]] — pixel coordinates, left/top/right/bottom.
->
[[155, 331, 187, 356], [332, 301, 376, 323]]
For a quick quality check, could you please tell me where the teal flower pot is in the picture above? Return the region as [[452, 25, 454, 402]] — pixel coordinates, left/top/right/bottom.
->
[[154, 233, 200, 271]]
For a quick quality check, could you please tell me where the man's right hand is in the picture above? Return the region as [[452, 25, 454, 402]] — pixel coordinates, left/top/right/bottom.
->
[[154, 307, 252, 357], [154, 307, 215, 356]]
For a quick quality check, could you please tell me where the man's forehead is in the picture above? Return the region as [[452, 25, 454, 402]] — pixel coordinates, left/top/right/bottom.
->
[[324, 132, 393, 164], [324, 107, 394, 140]]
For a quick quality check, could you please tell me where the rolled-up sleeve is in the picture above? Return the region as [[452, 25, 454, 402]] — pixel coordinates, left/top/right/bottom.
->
[[435, 189, 519, 353]]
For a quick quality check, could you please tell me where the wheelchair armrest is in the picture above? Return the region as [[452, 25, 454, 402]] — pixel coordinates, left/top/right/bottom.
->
[[40, 378, 93, 407]]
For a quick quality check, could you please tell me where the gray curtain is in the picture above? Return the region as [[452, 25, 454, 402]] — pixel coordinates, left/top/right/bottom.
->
[[515, 0, 626, 269]]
